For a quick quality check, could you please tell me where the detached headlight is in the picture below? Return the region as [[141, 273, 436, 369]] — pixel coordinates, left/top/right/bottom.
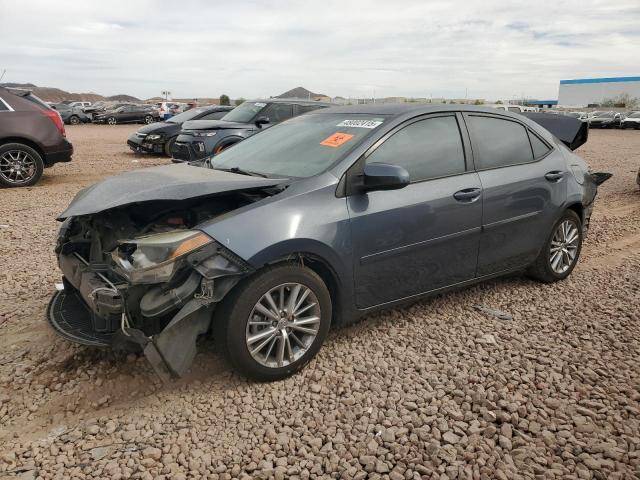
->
[[192, 131, 217, 137], [146, 134, 162, 140], [112, 230, 212, 284]]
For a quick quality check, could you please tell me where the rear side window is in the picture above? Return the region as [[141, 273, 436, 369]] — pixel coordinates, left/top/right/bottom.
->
[[529, 132, 552, 158], [467, 116, 533, 169], [366, 115, 466, 182], [263, 103, 294, 122], [0, 97, 10, 111]]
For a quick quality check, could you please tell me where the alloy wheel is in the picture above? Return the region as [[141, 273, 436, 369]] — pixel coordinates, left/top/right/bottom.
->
[[245, 283, 321, 368], [107, 117, 116, 125], [549, 220, 580, 274], [0, 150, 37, 185]]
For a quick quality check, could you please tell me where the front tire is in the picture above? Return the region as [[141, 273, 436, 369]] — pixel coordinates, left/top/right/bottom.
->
[[107, 116, 117, 125], [214, 264, 332, 381], [69, 115, 81, 125], [0, 143, 44, 188], [144, 115, 153, 124], [164, 136, 177, 157], [528, 210, 582, 283]]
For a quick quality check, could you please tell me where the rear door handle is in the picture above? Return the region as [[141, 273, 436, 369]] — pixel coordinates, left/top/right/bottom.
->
[[545, 171, 564, 182], [453, 187, 482, 202]]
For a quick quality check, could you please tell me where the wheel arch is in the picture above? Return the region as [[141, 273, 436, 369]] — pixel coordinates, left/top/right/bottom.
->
[[0, 137, 46, 163], [245, 240, 354, 327], [213, 135, 244, 154], [565, 201, 584, 224]]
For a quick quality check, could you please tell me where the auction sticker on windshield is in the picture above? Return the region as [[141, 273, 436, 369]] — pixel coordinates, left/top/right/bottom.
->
[[320, 132, 354, 148], [336, 119, 383, 129]]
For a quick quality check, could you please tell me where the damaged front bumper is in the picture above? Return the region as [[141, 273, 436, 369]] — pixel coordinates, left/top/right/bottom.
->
[[48, 240, 250, 381]]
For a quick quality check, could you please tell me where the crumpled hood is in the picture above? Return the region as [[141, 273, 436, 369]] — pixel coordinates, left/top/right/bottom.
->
[[58, 164, 285, 220], [181, 120, 247, 131]]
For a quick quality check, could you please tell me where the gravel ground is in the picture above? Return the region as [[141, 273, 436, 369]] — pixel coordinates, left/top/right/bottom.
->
[[0, 125, 639, 480]]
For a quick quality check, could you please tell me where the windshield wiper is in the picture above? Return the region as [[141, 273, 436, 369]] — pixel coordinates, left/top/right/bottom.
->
[[214, 166, 269, 178]]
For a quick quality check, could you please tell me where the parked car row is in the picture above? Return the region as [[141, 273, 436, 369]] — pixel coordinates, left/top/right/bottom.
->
[[129, 99, 331, 161], [554, 110, 640, 129], [51, 101, 161, 125]]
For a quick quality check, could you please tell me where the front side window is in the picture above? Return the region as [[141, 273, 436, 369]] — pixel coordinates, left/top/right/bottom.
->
[[365, 116, 466, 182], [263, 103, 294, 122], [466, 115, 533, 169]]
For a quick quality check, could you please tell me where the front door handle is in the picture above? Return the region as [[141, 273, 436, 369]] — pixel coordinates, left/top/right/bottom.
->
[[545, 171, 564, 182], [453, 187, 482, 202]]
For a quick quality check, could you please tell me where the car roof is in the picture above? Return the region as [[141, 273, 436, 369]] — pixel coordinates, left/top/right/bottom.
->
[[246, 98, 333, 107], [311, 103, 528, 118]]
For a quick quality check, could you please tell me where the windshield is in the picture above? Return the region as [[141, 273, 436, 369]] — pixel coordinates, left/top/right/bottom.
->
[[221, 102, 268, 123], [167, 107, 209, 123], [211, 113, 388, 178], [597, 112, 614, 118]]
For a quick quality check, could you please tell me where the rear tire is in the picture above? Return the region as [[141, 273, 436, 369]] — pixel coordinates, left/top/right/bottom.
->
[[527, 210, 582, 283], [0, 143, 44, 188], [214, 264, 332, 381]]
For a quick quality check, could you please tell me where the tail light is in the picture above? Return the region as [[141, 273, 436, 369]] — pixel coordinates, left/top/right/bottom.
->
[[43, 109, 66, 137]]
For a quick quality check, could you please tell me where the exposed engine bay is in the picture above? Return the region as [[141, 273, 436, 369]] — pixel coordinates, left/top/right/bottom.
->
[[50, 189, 277, 380]]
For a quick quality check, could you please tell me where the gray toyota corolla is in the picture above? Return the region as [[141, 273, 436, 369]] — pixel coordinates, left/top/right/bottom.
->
[[49, 104, 609, 381]]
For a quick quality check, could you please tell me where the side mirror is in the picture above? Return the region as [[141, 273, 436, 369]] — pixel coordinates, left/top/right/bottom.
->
[[255, 116, 270, 128], [360, 163, 410, 192]]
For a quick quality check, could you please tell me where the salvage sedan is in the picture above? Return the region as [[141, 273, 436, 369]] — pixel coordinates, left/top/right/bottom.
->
[[49, 105, 609, 381]]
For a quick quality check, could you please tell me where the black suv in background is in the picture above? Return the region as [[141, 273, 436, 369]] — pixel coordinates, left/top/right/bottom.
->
[[0, 87, 73, 187], [171, 99, 331, 162], [93, 105, 160, 125], [127, 105, 233, 155]]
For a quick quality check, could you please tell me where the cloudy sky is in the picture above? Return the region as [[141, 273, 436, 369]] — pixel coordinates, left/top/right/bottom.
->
[[1, 0, 639, 101]]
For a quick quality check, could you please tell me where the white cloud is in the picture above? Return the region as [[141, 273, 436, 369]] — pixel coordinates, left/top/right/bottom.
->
[[0, 0, 638, 100]]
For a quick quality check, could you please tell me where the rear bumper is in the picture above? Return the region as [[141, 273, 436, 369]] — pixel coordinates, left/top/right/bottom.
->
[[44, 140, 73, 165]]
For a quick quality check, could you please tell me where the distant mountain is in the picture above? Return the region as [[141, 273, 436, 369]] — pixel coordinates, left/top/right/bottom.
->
[[276, 87, 328, 100], [0, 83, 140, 103]]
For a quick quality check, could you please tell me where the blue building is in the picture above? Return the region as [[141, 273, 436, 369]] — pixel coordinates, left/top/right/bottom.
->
[[558, 76, 640, 107]]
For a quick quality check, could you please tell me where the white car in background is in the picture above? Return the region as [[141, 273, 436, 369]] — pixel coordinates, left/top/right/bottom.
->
[[489, 104, 538, 113], [621, 111, 640, 129]]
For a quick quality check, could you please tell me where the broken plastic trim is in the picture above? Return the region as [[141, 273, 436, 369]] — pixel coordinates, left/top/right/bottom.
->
[[119, 242, 252, 380]]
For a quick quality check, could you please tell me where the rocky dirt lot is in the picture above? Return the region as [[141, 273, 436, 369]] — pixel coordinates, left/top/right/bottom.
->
[[0, 125, 639, 480]]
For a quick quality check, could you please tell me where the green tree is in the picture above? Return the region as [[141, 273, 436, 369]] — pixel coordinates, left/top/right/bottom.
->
[[474, 99, 484, 105], [235, 97, 245, 106], [219, 94, 230, 106], [495, 100, 503, 104]]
